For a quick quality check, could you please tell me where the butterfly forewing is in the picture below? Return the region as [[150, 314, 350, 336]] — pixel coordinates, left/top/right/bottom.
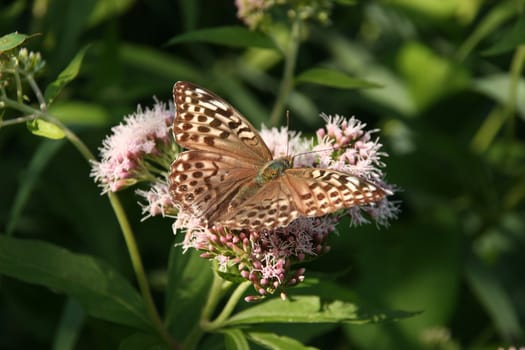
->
[[170, 81, 388, 231], [170, 150, 258, 222], [173, 81, 272, 163]]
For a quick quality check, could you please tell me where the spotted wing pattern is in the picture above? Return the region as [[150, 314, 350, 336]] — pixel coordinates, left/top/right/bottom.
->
[[169, 81, 387, 230], [218, 168, 385, 230]]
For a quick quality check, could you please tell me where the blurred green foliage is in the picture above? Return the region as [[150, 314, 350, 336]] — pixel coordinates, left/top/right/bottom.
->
[[1, 0, 524, 349]]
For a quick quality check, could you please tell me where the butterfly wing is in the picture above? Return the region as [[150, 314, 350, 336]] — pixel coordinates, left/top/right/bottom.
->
[[173, 81, 272, 164], [216, 168, 386, 230], [170, 150, 258, 224], [282, 168, 387, 217], [215, 180, 300, 230]]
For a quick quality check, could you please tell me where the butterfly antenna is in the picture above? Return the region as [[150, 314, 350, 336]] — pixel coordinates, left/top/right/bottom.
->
[[286, 110, 290, 157]]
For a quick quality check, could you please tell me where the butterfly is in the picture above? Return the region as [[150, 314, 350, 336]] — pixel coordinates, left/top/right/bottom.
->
[[169, 81, 387, 231]]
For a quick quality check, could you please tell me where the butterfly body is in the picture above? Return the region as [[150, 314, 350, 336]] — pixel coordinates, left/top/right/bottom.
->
[[170, 81, 387, 231], [256, 157, 292, 184]]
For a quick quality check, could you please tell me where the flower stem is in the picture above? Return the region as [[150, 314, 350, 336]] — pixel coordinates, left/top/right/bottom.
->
[[107, 192, 178, 349], [0, 97, 178, 349], [269, 18, 302, 126], [205, 281, 250, 330], [183, 272, 231, 350]]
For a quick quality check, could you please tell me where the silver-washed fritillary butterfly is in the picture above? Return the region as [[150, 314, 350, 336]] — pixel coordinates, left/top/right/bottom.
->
[[169, 81, 387, 230]]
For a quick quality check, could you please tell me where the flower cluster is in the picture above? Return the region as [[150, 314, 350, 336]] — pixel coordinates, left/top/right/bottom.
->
[[0, 47, 45, 92], [92, 105, 399, 300], [90, 101, 178, 218], [235, 0, 333, 30]]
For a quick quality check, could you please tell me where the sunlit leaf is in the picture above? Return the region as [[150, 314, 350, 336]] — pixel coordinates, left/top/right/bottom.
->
[[26, 118, 66, 139], [248, 332, 318, 350], [48, 101, 110, 126], [0, 32, 36, 53], [225, 296, 417, 326]]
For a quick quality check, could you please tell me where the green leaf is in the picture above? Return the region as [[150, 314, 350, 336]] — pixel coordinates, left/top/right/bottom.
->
[[26, 118, 66, 139], [118, 333, 169, 350], [472, 74, 525, 118], [225, 296, 417, 326], [48, 101, 110, 126], [295, 68, 382, 89], [165, 26, 277, 50], [222, 329, 250, 350], [457, 1, 517, 59], [483, 14, 525, 56], [52, 298, 85, 350], [165, 244, 214, 340], [88, 0, 136, 27], [248, 332, 318, 350], [44, 45, 90, 104], [397, 41, 470, 110], [0, 32, 35, 53], [0, 235, 151, 330]]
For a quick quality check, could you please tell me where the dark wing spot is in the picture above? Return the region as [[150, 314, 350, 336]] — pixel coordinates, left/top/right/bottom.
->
[[210, 119, 221, 127]]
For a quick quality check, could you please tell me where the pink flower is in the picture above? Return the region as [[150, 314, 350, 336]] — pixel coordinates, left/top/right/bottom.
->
[[171, 113, 399, 298], [90, 101, 175, 194]]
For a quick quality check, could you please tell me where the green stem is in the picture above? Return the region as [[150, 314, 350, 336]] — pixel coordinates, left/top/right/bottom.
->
[[470, 44, 525, 153], [183, 273, 231, 350], [205, 281, 250, 330], [504, 44, 525, 138], [0, 97, 178, 349], [26, 74, 48, 112], [269, 18, 302, 126], [107, 192, 177, 349]]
